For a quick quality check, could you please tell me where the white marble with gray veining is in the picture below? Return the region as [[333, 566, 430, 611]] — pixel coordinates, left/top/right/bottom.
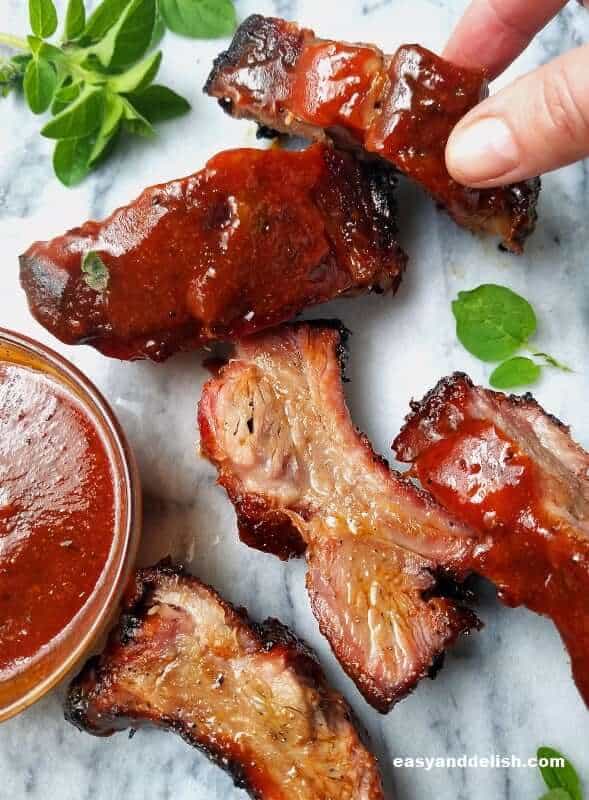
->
[[1, 1, 589, 798]]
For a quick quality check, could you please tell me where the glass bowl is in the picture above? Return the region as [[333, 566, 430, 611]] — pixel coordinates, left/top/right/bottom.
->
[[0, 329, 142, 723]]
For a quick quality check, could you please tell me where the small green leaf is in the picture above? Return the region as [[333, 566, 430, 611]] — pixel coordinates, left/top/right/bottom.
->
[[53, 136, 94, 186], [149, 5, 167, 47], [539, 791, 574, 800], [84, 0, 132, 41], [121, 97, 155, 136], [81, 251, 110, 291], [24, 56, 57, 114], [42, 85, 104, 139], [89, 93, 124, 164], [126, 83, 190, 121], [452, 284, 537, 363], [0, 56, 31, 98], [37, 40, 66, 64], [27, 35, 43, 56], [490, 357, 541, 390], [29, 0, 58, 38], [92, 0, 156, 70], [51, 80, 82, 114], [107, 50, 161, 93], [65, 0, 86, 40], [538, 748, 582, 800], [160, 0, 237, 38]]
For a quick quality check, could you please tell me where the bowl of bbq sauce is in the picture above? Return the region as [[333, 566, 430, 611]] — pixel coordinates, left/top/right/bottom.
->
[[0, 329, 141, 722]]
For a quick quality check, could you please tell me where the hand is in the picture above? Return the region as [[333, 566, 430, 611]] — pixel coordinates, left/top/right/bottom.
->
[[444, 0, 589, 187]]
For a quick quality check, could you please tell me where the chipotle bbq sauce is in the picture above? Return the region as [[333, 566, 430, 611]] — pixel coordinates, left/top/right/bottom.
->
[[0, 361, 115, 680]]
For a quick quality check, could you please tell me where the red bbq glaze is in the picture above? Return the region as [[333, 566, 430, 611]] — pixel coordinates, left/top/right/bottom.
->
[[394, 375, 589, 706], [0, 362, 116, 680], [290, 41, 383, 133]]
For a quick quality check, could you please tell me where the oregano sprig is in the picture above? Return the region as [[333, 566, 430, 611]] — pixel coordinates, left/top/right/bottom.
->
[[452, 284, 571, 390], [537, 747, 583, 800], [0, 0, 240, 185]]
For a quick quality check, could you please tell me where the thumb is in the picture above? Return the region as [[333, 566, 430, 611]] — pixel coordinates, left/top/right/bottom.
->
[[445, 43, 589, 187]]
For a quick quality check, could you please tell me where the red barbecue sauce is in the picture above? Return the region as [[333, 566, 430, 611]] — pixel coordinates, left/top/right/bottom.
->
[[289, 41, 383, 133], [0, 362, 115, 679]]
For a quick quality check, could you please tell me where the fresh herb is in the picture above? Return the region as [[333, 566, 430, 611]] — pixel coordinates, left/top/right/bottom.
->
[[81, 251, 110, 291], [0, 0, 193, 186], [0, 55, 31, 98], [489, 357, 541, 390], [537, 747, 583, 800], [452, 284, 570, 390], [29, 0, 58, 39], [452, 284, 537, 362], [160, 0, 237, 38]]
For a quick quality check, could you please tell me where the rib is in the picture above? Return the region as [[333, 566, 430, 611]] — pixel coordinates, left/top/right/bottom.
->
[[66, 561, 385, 800], [393, 372, 589, 706], [198, 323, 480, 712], [205, 14, 540, 253], [20, 144, 405, 362]]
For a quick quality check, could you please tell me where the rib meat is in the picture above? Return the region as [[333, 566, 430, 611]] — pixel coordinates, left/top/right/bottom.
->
[[393, 373, 589, 706], [66, 561, 385, 800], [205, 15, 540, 253], [20, 144, 405, 362], [198, 323, 480, 712]]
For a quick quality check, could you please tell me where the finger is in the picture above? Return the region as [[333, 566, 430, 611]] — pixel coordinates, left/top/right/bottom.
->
[[445, 43, 589, 187], [443, 0, 567, 80]]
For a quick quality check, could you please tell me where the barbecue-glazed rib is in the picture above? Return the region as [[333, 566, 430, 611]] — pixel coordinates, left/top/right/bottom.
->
[[198, 323, 480, 712], [205, 15, 540, 253], [66, 562, 385, 800], [393, 373, 589, 706], [20, 145, 405, 362]]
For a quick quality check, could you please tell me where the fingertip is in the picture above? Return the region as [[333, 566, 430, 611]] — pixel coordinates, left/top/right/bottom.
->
[[445, 116, 521, 188]]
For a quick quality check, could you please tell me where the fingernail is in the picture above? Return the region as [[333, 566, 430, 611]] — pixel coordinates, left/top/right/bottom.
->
[[446, 117, 520, 185]]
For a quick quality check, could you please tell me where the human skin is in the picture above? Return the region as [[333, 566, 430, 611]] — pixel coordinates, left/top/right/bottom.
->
[[444, 0, 589, 187]]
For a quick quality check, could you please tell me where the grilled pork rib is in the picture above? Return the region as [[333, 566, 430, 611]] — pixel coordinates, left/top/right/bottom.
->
[[205, 15, 540, 253], [393, 373, 589, 706], [20, 144, 405, 362], [66, 562, 385, 800], [199, 323, 480, 712]]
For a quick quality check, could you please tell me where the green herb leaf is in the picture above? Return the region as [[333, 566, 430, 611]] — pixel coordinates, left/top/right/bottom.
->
[[149, 5, 167, 47], [538, 748, 582, 800], [23, 56, 57, 114], [83, 0, 132, 41], [107, 50, 161, 93], [126, 83, 190, 121], [121, 96, 155, 136], [490, 357, 542, 390], [29, 0, 58, 38], [540, 791, 574, 800], [64, 0, 86, 40], [0, 56, 31, 98], [53, 136, 94, 186], [452, 284, 537, 362], [51, 80, 82, 114], [41, 85, 104, 139], [92, 0, 156, 70], [37, 40, 66, 64], [89, 93, 124, 164], [81, 251, 110, 291], [160, 0, 237, 38]]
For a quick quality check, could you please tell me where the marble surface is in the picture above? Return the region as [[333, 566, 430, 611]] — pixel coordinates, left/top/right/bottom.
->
[[1, 1, 589, 798]]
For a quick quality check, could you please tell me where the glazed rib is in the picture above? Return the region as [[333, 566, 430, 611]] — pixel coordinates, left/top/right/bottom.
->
[[205, 15, 540, 253], [66, 562, 385, 800], [198, 323, 480, 712], [393, 373, 589, 706], [20, 144, 405, 362]]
